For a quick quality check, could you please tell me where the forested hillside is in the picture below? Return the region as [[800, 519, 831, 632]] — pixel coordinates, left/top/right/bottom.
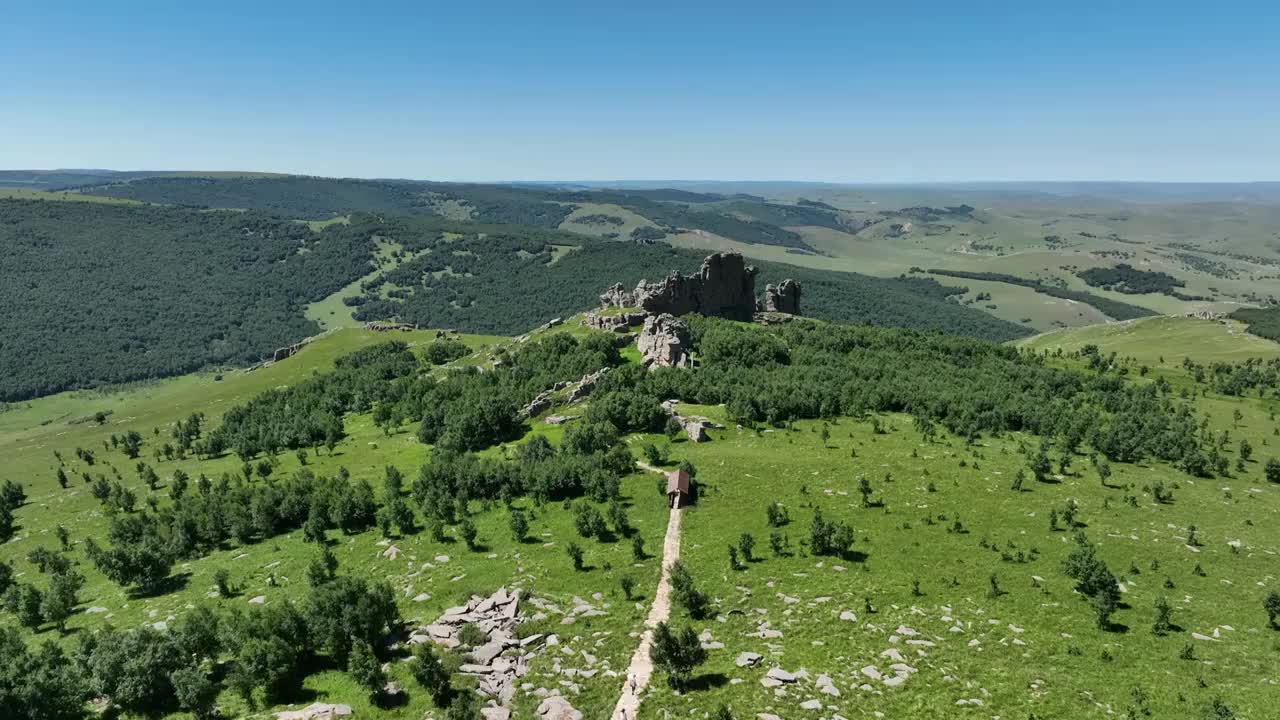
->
[[0, 200, 373, 400], [80, 176, 848, 249], [331, 214, 1029, 340], [1, 197, 1025, 401]]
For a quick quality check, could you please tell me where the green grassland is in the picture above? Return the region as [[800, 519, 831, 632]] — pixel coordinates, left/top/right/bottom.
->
[[0, 187, 143, 204], [305, 237, 430, 330], [647, 394, 1280, 719], [1020, 315, 1280, 367], [557, 201, 661, 240], [0, 326, 667, 719], [660, 188, 1280, 332], [4, 314, 1280, 719]]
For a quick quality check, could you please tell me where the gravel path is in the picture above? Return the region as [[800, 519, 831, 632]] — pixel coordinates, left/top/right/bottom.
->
[[611, 465, 682, 720]]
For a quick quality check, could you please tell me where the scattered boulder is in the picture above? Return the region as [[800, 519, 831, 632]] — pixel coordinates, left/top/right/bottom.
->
[[535, 695, 583, 720], [274, 703, 352, 720]]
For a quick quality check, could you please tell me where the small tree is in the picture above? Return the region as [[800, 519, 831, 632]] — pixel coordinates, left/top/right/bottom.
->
[[458, 519, 479, 551], [738, 533, 755, 563], [620, 576, 636, 601], [508, 509, 529, 542], [769, 530, 788, 557], [1264, 590, 1280, 628], [1153, 596, 1173, 635], [349, 639, 386, 703], [567, 542, 584, 571], [649, 622, 707, 690], [412, 644, 452, 707], [1201, 697, 1235, 720], [306, 546, 338, 587], [170, 666, 219, 720], [727, 545, 742, 571], [445, 692, 478, 720], [858, 476, 874, 507], [1097, 460, 1112, 487], [1030, 444, 1052, 482], [42, 570, 82, 633], [1010, 469, 1025, 492], [713, 704, 735, 720], [214, 568, 232, 597], [608, 500, 630, 536], [631, 535, 645, 561], [1265, 458, 1280, 484], [765, 503, 789, 527], [669, 561, 709, 619]]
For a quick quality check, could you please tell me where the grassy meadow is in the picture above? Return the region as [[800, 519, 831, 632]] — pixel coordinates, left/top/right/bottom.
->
[[3, 314, 1280, 719]]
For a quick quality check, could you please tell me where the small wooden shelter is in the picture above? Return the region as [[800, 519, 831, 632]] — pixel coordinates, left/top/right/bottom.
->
[[666, 469, 690, 508]]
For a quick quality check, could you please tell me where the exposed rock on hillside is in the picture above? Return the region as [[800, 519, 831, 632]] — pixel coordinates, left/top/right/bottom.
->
[[602, 252, 759, 321], [274, 703, 352, 720], [409, 587, 541, 714], [636, 314, 691, 369], [762, 278, 802, 314], [583, 310, 647, 333], [660, 399, 723, 442]]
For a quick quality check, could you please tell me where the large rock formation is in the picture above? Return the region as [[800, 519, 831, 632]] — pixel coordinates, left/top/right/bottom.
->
[[602, 252, 759, 321], [636, 314, 691, 368], [762, 278, 802, 314]]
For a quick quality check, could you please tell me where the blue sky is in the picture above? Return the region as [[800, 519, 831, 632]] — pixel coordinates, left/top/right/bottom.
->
[[2, 1, 1277, 181]]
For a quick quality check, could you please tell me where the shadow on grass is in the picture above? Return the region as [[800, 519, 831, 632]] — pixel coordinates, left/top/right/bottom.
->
[[684, 673, 731, 692], [129, 571, 192, 599]]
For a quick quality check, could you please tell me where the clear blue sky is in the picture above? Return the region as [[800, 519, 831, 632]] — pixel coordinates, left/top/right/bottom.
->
[[2, 1, 1277, 182]]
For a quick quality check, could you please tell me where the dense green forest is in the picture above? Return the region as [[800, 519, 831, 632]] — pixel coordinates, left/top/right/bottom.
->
[[0, 200, 1024, 401], [340, 215, 1029, 340], [1077, 263, 1200, 298], [0, 200, 376, 401], [81, 176, 832, 249], [925, 268, 1157, 321], [1231, 306, 1280, 342]]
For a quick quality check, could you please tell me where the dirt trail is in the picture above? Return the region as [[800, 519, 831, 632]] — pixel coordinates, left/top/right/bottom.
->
[[611, 465, 682, 719]]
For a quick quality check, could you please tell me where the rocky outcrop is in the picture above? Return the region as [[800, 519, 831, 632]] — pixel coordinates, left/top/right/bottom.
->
[[603, 252, 759, 321], [599, 283, 635, 309], [409, 587, 538, 713], [636, 314, 691, 369], [275, 704, 352, 720], [660, 399, 722, 442], [583, 311, 646, 333], [762, 279, 802, 314], [520, 368, 611, 419], [566, 367, 610, 403]]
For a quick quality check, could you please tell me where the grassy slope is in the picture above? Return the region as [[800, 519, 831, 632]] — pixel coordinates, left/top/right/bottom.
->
[[2, 318, 1279, 718], [304, 237, 429, 330], [556, 201, 660, 240], [666, 189, 1280, 332], [0, 325, 668, 719], [646, 396, 1279, 719], [1019, 315, 1280, 366], [0, 188, 143, 204]]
